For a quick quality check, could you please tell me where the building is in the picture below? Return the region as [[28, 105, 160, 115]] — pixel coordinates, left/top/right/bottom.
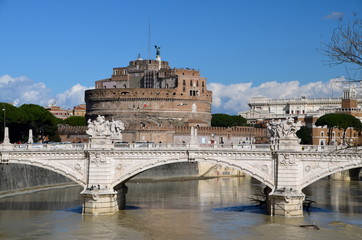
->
[[72, 104, 86, 117], [46, 105, 70, 120], [239, 88, 362, 146], [46, 104, 86, 119], [83, 53, 266, 144], [85, 55, 212, 129], [312, 89, 362, 146], [238, 96, 362, 124]]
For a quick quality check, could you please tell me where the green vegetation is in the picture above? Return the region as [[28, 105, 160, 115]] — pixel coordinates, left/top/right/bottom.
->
[[296, 126, 312, 144], [315, 113, 362, 145], [211, 114, 247, 127], [64, 116, 86, 126], [0, 103, 61, 143]]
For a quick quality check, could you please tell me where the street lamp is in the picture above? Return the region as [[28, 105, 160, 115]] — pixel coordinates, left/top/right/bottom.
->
[[2, 106, 5, 130]]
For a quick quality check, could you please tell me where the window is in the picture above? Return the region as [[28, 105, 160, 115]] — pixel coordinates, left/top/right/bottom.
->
[[321, 131, 324, 137], [183, 80, 186, 86], [190, 80, 193, 87], [190, 90, 198, 96]]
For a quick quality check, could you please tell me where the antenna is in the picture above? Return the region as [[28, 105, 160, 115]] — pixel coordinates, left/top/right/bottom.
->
[[148, 17, 151, 60]]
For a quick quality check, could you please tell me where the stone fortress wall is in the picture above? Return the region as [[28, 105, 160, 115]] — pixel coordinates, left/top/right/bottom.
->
[[86, 57, 212, 130]]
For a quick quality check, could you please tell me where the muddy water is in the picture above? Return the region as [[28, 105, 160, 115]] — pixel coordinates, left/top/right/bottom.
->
[[0, 177, 361, 240]]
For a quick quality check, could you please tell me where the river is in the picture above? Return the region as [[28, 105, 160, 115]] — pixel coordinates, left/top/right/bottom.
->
[[0, 177, 361, 240]]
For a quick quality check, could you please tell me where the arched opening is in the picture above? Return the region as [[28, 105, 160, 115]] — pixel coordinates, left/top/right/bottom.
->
[[0, 163, 77, 195], [112, 160, 272, 213]]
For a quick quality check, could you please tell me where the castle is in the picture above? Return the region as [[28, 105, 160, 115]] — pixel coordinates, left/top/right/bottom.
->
[[84, 50, 265, 144], [85, 52, 212, 129]]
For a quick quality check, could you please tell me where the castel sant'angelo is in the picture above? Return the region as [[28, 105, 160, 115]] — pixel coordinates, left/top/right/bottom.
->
[[83, 47, 265, 144], [86, 48, 212, 129]]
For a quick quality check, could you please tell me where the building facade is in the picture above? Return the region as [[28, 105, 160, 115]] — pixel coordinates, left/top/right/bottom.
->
[[238, 96, 362, 124], [85, 57, 213, 129]]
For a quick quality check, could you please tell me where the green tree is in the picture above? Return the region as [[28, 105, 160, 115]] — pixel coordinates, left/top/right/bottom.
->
[[0, 103, 28, 143], [19, 104, 61, 142], [211, 114, 247, 127], [315, 113, 362, 145], [64, 116, 86, 126], [336, 114, 362, 145], [315, 114, 339, 145], [296, 126, 312, 144]]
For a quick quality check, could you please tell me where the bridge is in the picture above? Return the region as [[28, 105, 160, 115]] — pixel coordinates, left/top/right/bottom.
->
[[1, 118, 362, 217]]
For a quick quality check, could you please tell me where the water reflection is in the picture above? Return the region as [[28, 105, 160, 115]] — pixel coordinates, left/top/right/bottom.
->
[[0, 177, 361, 239]]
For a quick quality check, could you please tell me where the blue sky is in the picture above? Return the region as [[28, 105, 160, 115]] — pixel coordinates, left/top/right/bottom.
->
[[0, 0, 361, 113]]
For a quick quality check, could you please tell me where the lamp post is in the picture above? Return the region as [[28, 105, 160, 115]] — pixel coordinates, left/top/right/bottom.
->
[[2, 103, 5, 130], [2, 106, 5, 134]]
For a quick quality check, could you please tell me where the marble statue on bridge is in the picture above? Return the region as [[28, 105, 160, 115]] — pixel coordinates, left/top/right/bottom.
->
[[267, 117, 303, 149], [86, 115, 124, 139]]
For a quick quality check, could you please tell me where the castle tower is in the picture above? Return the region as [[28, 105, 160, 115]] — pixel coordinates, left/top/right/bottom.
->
[[85, 56, 213, 131]]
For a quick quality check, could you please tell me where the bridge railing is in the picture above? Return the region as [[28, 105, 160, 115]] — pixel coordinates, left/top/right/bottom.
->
[[3, 142, 358, 153], [300, 144, 351, 152], [113, 142, 272, 150], [10, 143, 86, 151]]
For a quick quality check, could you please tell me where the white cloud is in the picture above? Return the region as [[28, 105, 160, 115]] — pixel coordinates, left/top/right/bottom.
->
[[208, 78, 344, 114], [0, 74, 51, 106], [0, 74, 91, 108], [323, 12, 343, 20], [54, 84, 92, 108]]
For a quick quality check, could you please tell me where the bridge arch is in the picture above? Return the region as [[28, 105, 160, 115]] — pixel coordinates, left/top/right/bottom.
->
[[111, 156, 274, 190], [300, 161, 362, 190], [6, 158, 86, 188]]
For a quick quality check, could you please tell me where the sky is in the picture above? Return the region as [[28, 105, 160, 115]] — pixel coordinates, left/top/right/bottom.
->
[[0, 0, 361, 114]]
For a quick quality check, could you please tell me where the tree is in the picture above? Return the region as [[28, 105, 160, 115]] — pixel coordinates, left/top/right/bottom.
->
[[64, 116, 86, 126], [336, 114, 362, 145], [211, 114, 247, 127], [19, 104, 61, 142], [315, 113, 362, 145], [315, 114, 340, 145], [296, 126, 312, 144], [0, 103, 28, 143], [320, 14, 362, 79]]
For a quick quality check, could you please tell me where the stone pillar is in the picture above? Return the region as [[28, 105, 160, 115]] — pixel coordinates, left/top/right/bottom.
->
[[267, 189, 305, 217], [28, 129, 34, 144], [3, 127, 10, 144], [81, 189, 119, 215], [190, 126, 198, 147], [268, 151, 305, 217]]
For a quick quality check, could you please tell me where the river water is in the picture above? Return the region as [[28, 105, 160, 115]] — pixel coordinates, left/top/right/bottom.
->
[[0, 177, 361, 240]]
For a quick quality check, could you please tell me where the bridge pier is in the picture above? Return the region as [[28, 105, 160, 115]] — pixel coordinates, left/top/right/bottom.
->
[[81, 183, 128, 215], [81, 189, 119, 215], [267, 189, 305, 217]]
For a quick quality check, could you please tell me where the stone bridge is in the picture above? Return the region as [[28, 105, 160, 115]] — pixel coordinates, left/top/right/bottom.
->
[[1, 140, 361, 217], [1, 117, 362, 217]]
